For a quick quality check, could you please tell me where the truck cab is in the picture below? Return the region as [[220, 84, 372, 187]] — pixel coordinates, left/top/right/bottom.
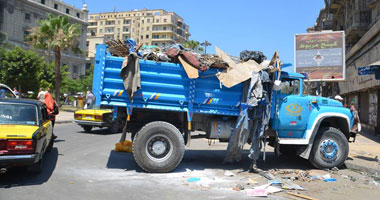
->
[[270, 71, 353, 168]]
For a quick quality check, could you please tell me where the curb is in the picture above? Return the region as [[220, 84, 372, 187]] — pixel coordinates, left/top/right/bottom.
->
[[345, 160, 380, 175], [55, 120, 73, 124]]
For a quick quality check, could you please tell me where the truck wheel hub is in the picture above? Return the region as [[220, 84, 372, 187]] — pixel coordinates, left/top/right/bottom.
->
[[146, 134, 172, 161], [320, 139, 338, 159]]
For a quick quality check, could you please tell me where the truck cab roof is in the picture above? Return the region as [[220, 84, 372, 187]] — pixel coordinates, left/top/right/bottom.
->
[[280, 71, 305, 79]]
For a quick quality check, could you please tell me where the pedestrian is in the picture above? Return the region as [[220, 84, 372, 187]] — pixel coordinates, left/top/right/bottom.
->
[[44, 88, 57, 139], [334, 95, 344, 103], [85, 89, 95, 109], [350, 104, 361, 133], [37, 88, 46, 102], [13, 87, 19, 97]]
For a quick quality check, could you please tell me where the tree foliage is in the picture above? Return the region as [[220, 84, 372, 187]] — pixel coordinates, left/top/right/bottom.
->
[[27, 14, 82, 102], [183, 40, 200, 51], [0, 47, 45, 93]]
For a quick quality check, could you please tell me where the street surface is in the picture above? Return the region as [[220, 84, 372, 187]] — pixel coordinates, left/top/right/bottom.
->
[[1, 123, 380, 200]]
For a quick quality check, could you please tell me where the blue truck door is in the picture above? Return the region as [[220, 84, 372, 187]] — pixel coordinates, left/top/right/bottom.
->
[[272, 78, 311, 138]]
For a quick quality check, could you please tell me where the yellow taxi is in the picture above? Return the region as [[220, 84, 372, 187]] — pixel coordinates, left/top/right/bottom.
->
[[0, 99, 53, 173], [74, 109, 114, 132]]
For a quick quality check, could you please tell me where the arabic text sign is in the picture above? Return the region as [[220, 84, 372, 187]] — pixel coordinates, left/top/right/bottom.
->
[[295, 32, 345, 81]]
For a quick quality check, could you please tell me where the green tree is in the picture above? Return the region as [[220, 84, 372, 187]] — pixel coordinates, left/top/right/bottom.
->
[[0, 47, 44, 93], [183, 40, 200, 51], [27, 14, 82, 103]]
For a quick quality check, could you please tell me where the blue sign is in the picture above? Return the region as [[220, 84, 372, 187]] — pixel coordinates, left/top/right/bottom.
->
[[358, 65, 380, 76]]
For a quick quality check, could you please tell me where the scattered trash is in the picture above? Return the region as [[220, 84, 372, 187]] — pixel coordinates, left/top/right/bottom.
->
[[246, 189, 268, 197], [282, 180, 305, 190], [324, 178, 337, 182], [341, 174, 356, 182], [249, 178, 258, 184], [115, 140, 132, 152], [258, 170, 276, 180], [269, 180, 282, 186], [254, 184, 283, 194], [310, 176, 322, 180], [69, 181, 74, 184], [287, 192, 318, 200], [232, 184, 245, 191], [331, 167, 339, 174], [187, 177, 201, 182], [224, 170, 235, 177], [373, 180, 380, 188], [322, 174, 331, 179]]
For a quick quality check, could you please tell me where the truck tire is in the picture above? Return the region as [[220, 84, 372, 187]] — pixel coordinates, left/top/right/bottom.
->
[[132, 121, 185, 173], [83, 125, 93, 132], [309, 127, 349, 169]]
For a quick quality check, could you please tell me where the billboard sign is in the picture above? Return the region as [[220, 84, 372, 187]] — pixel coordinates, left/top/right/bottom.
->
[[294, 31, 345, 81]]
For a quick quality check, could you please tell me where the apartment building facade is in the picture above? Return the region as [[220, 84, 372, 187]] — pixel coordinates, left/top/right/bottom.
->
[[309, 0, 380, 133], [86, 9, 190, 59], [0, 0, 89, 79]]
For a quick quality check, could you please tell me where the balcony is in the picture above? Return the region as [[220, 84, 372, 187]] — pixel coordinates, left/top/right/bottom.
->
[[151, 29, 174, 34], [345, 10, 371, 45], [151, 38, 174, 42]]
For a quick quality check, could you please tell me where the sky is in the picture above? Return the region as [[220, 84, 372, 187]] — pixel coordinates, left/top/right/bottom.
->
[[65, 0, 324, 65]]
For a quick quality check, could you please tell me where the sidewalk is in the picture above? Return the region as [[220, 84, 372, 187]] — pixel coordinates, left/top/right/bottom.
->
[[345, 126, 380, 174], [55, 111, 74, 124]]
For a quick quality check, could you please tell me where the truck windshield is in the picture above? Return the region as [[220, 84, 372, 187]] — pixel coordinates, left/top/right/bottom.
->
[[280, 79, 299, 95], [0, 103, 38, 125]]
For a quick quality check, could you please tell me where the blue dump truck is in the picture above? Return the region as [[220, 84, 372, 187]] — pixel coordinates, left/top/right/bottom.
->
[[93, 44, 354, 173]]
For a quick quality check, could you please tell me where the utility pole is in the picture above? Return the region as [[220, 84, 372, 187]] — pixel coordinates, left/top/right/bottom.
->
[[200, 40, 211, 54]]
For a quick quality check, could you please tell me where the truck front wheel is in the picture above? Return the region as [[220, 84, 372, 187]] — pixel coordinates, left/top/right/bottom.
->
[[309, 127, 349, 169], [132, 121, 185, 173]]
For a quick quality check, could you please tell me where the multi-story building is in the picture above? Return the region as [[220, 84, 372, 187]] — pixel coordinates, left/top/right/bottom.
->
[[0, 0, 89, 79], [309, 0, 380, 133], [86, 9, 190, 60]]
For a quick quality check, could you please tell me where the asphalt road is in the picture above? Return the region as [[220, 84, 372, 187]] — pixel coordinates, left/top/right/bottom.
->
[[1, 124, 379, 200]]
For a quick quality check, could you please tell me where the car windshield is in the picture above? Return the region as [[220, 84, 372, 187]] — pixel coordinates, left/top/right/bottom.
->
[[0, 103, 38, 125], [280, 78, 299, 95]]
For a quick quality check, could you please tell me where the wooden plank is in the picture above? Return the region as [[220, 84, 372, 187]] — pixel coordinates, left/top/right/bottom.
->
[[287, 192, 319, 200]]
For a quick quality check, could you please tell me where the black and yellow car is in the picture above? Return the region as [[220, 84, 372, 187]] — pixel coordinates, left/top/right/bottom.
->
[[0, 99, 54, 173], [74, 109, 114, 132]]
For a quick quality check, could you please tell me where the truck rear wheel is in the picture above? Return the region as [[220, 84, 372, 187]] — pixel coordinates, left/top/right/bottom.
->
[[132, 121, 185, 173], [309, 127, 348, 169]]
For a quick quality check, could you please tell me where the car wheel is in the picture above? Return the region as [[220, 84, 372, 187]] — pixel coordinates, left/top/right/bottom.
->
[[309, 127, 349, 169], [132, 121, 185, 173], [83, 125, 93, 132], [28, 158, 44, 174]]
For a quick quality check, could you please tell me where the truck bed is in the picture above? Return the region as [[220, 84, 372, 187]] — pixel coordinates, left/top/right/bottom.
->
[[93, 44, 244, 117]]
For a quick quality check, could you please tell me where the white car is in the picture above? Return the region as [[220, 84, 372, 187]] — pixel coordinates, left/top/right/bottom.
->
[[0, 83, 17, 98]]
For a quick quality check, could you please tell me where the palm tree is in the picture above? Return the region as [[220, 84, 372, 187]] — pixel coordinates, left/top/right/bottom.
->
[[183, 40, 200, 51], [27, 14, 82, 104]]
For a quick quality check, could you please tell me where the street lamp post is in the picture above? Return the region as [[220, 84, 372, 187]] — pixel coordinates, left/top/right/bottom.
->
[[200, 40, 211, 54]]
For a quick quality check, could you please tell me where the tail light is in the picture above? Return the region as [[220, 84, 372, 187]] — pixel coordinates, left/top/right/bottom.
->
[[95, 115, 103, 120], [7, 140, 34, 154], [74, 114, 82, 119]]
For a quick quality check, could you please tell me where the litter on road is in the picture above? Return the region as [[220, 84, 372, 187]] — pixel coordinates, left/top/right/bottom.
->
[[187, 177, 201, 182], [246, 188, 268, 197], [287, 192, 318, 200]]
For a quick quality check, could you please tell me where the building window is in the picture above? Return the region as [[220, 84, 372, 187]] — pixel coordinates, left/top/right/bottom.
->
[[154, 43, 158, 46], [23, 30, 30, 39], [117, 28, 120, 33], [156, 19, 159, 23], [146, 35, 149, 39], [141, 35, 143, 39], [118, 20, 121, 24], [147, 27, 150, 31], [124, 20, 130, 24], [76, 13, 80, 18], [142, 20, 144, 24], [25, 13, 31, 21], [86, 41, 89, 47], [41, 0, 45, 4], [147, 19, 150, 23], [162, 43, 165, 47], [54, 3, 58, 9], [162, 35, 166, 38], [66, 8, 70, 14], [152, 35, 159, 39], [100, 21, 103, 25], [99, 29, 102, 33], [164, 19, 167, 23], [124, 27, 129, 32], [163, 26, 167, 31]]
